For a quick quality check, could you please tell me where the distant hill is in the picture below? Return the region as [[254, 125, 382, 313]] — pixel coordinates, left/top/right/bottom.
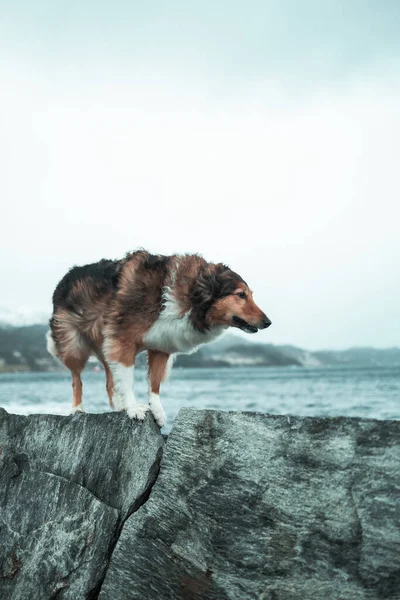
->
[[0, 324, 399, 372], [179, 341, 300, 367], [313, 347, 400, 368]]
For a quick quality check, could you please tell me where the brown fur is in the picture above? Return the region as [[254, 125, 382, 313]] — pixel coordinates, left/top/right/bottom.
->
[[208, 286, 264, 327], [147, 350, 170, 394], [48, 250, 270, 418]]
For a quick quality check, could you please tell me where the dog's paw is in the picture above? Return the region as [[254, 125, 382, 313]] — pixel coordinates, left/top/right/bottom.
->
[[150, 404, 167, 428], [70, 404, 85, 415], [126, 404, 149, 421]]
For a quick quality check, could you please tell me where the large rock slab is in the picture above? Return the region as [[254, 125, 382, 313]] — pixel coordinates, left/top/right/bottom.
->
[[0, 456, 118, 599], [0, 409, 163, 516], [100, 409, 400, 600], [0, 409, 164, 598]]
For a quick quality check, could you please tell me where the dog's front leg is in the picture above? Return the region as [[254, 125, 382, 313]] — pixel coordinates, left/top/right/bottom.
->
[[108, 361, 149, 420], [103, 339, 149, 421], [147, 350, 171, 427]]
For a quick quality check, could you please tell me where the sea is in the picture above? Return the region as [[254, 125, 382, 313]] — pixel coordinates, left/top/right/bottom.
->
[[1, 365, 399, 433]]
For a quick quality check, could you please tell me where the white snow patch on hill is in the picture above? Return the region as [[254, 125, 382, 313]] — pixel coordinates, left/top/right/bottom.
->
[[0, 307, 49, 327]]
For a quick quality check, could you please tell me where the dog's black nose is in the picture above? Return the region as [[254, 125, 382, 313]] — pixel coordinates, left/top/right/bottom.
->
[[260, 316, 272, 329]]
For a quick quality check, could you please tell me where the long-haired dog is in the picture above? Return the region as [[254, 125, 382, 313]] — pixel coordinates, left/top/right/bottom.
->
[[47, 250, 271, 426]]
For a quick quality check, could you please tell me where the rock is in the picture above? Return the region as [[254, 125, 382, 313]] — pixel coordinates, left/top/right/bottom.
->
[[0, 409, 163, 516], [0, 409, 164, 599], [0, 459, 118, 599], [100, 409, 400, 600], [1, 407, 399, 599]]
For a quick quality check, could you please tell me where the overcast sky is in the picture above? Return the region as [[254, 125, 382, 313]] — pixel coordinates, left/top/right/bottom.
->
[[1, 1, 399, 349]]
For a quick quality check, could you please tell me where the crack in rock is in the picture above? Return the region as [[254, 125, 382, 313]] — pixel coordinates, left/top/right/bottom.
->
[[0, 411, 164, 599], [99, 409, 400, 600], [90, 444, 164, 599]]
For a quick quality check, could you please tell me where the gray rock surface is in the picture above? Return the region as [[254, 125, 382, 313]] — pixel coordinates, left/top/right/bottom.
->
[[0, 408, 164, 599], [100, 409, 400, 600]]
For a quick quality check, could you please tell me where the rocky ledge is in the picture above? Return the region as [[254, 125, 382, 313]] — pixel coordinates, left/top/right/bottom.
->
[[0, 408, 399, 599]]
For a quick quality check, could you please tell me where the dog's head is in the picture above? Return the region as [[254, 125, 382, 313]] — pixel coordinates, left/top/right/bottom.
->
[[190, 263, 271, 333]]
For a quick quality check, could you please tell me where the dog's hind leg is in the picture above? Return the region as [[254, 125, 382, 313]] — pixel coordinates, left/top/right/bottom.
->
[[99, 358, 123, 411], [104, 361, 118, 410], [51, 311, 91, 414], [89, 346, 122, 411], [147, 350, 172, 428], [64, 352, 90, 414]]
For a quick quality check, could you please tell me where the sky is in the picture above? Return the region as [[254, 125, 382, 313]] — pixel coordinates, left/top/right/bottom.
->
[[0, 0, 399, 349]]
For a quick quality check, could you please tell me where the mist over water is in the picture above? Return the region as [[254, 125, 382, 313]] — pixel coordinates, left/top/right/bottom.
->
[[1, 366, 399, 433]]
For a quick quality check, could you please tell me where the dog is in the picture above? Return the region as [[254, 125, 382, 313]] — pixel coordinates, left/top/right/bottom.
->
[[47, 250, 271, 426]]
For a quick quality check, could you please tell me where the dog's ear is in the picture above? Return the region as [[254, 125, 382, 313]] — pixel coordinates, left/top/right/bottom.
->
[[189, 266, 221, 332], [193, 264, 241, 304], [213, 263, 244, 298], [189, 264, 242, 332], [191, 267, 217, 306]]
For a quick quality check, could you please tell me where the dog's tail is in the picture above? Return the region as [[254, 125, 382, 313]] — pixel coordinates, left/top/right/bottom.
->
[[46, 328, 58, 358]]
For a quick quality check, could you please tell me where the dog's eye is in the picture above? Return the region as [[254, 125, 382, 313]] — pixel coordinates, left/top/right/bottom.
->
[[236, 291, 246, 299]]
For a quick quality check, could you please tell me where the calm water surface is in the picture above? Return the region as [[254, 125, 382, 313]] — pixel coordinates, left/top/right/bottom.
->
[[0, 366, 399, 433]]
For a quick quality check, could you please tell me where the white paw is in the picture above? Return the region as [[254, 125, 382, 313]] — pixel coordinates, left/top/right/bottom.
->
[[150, 404, 167, 428], [70, 404, 85, 415], [126, 404, 149, 421]]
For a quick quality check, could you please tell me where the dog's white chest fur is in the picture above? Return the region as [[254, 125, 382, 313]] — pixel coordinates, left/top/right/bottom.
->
[[143, 290, 226, 354]]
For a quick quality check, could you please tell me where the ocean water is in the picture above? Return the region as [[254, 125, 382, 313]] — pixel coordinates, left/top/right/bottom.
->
[[1, 366, 399, 433]]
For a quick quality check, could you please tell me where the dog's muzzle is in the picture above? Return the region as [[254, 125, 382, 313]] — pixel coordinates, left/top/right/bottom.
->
[[259, 316, 272, 329], [231, 315, 272, 333]]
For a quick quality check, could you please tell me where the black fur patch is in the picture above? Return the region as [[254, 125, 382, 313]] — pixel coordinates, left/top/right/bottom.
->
[[52, 258, 122, 311]]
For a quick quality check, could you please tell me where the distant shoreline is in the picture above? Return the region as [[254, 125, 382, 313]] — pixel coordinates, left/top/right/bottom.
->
[[1, 324, 399, 372], [0, 362, 301, 374]]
